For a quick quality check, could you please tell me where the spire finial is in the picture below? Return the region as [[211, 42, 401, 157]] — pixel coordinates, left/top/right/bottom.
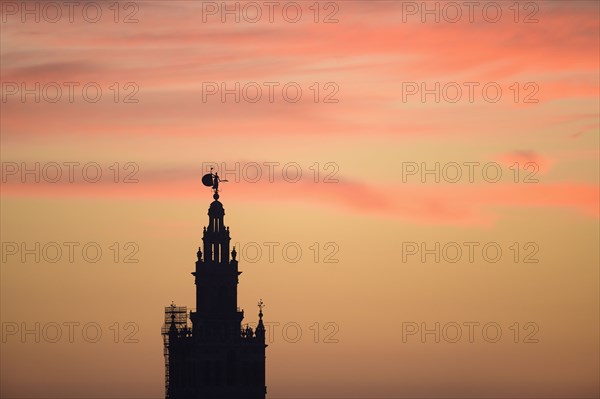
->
[[232, 246, 237, 261], [255, 299, 266, 340], [258, 299, 264, 319]]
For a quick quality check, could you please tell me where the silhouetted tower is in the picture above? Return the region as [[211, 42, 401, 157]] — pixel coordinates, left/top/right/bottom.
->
[[162, 191, 267, 399]]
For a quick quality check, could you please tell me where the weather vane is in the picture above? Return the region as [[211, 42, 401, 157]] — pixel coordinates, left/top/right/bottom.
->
[[202, 167, 228, 197]]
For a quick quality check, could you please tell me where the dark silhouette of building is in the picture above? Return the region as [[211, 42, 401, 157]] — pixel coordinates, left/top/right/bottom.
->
[[162, 186, 266, 399]]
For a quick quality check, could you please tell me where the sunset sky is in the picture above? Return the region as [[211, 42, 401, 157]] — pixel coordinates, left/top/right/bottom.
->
[[1, 1, 598, 398]]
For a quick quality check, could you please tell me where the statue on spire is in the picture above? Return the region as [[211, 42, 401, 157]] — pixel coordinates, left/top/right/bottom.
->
[[202, 167, 228, 198], [258, 299, 265, 319]]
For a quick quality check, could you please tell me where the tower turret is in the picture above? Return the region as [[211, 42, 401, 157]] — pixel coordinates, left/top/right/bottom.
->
[[191, 193, 242, 339], [256, 299, 266, 342]]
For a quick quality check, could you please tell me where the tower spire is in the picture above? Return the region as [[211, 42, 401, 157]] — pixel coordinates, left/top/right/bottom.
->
[[256, 299, 266, 341]]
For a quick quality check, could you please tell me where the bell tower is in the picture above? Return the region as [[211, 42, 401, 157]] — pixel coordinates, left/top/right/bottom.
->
[[190, 192, 244, 341], [162, 174, 267, 399]]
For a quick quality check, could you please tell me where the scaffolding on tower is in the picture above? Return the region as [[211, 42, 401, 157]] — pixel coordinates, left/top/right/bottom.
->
[[161, 304, 188, 399]]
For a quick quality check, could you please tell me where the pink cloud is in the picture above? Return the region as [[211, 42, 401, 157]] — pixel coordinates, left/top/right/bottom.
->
[[495, 150, 553, 174], [1, 1, 597, 228], [2, 173, 597, 227], [1, 1, 598, 141]]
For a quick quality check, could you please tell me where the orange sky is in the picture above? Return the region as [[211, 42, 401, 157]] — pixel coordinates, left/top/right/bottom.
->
[[1, 1, 599, 398]]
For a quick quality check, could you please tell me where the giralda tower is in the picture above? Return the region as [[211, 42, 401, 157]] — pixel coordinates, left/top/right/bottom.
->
[[162, 178, 267, 399]]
